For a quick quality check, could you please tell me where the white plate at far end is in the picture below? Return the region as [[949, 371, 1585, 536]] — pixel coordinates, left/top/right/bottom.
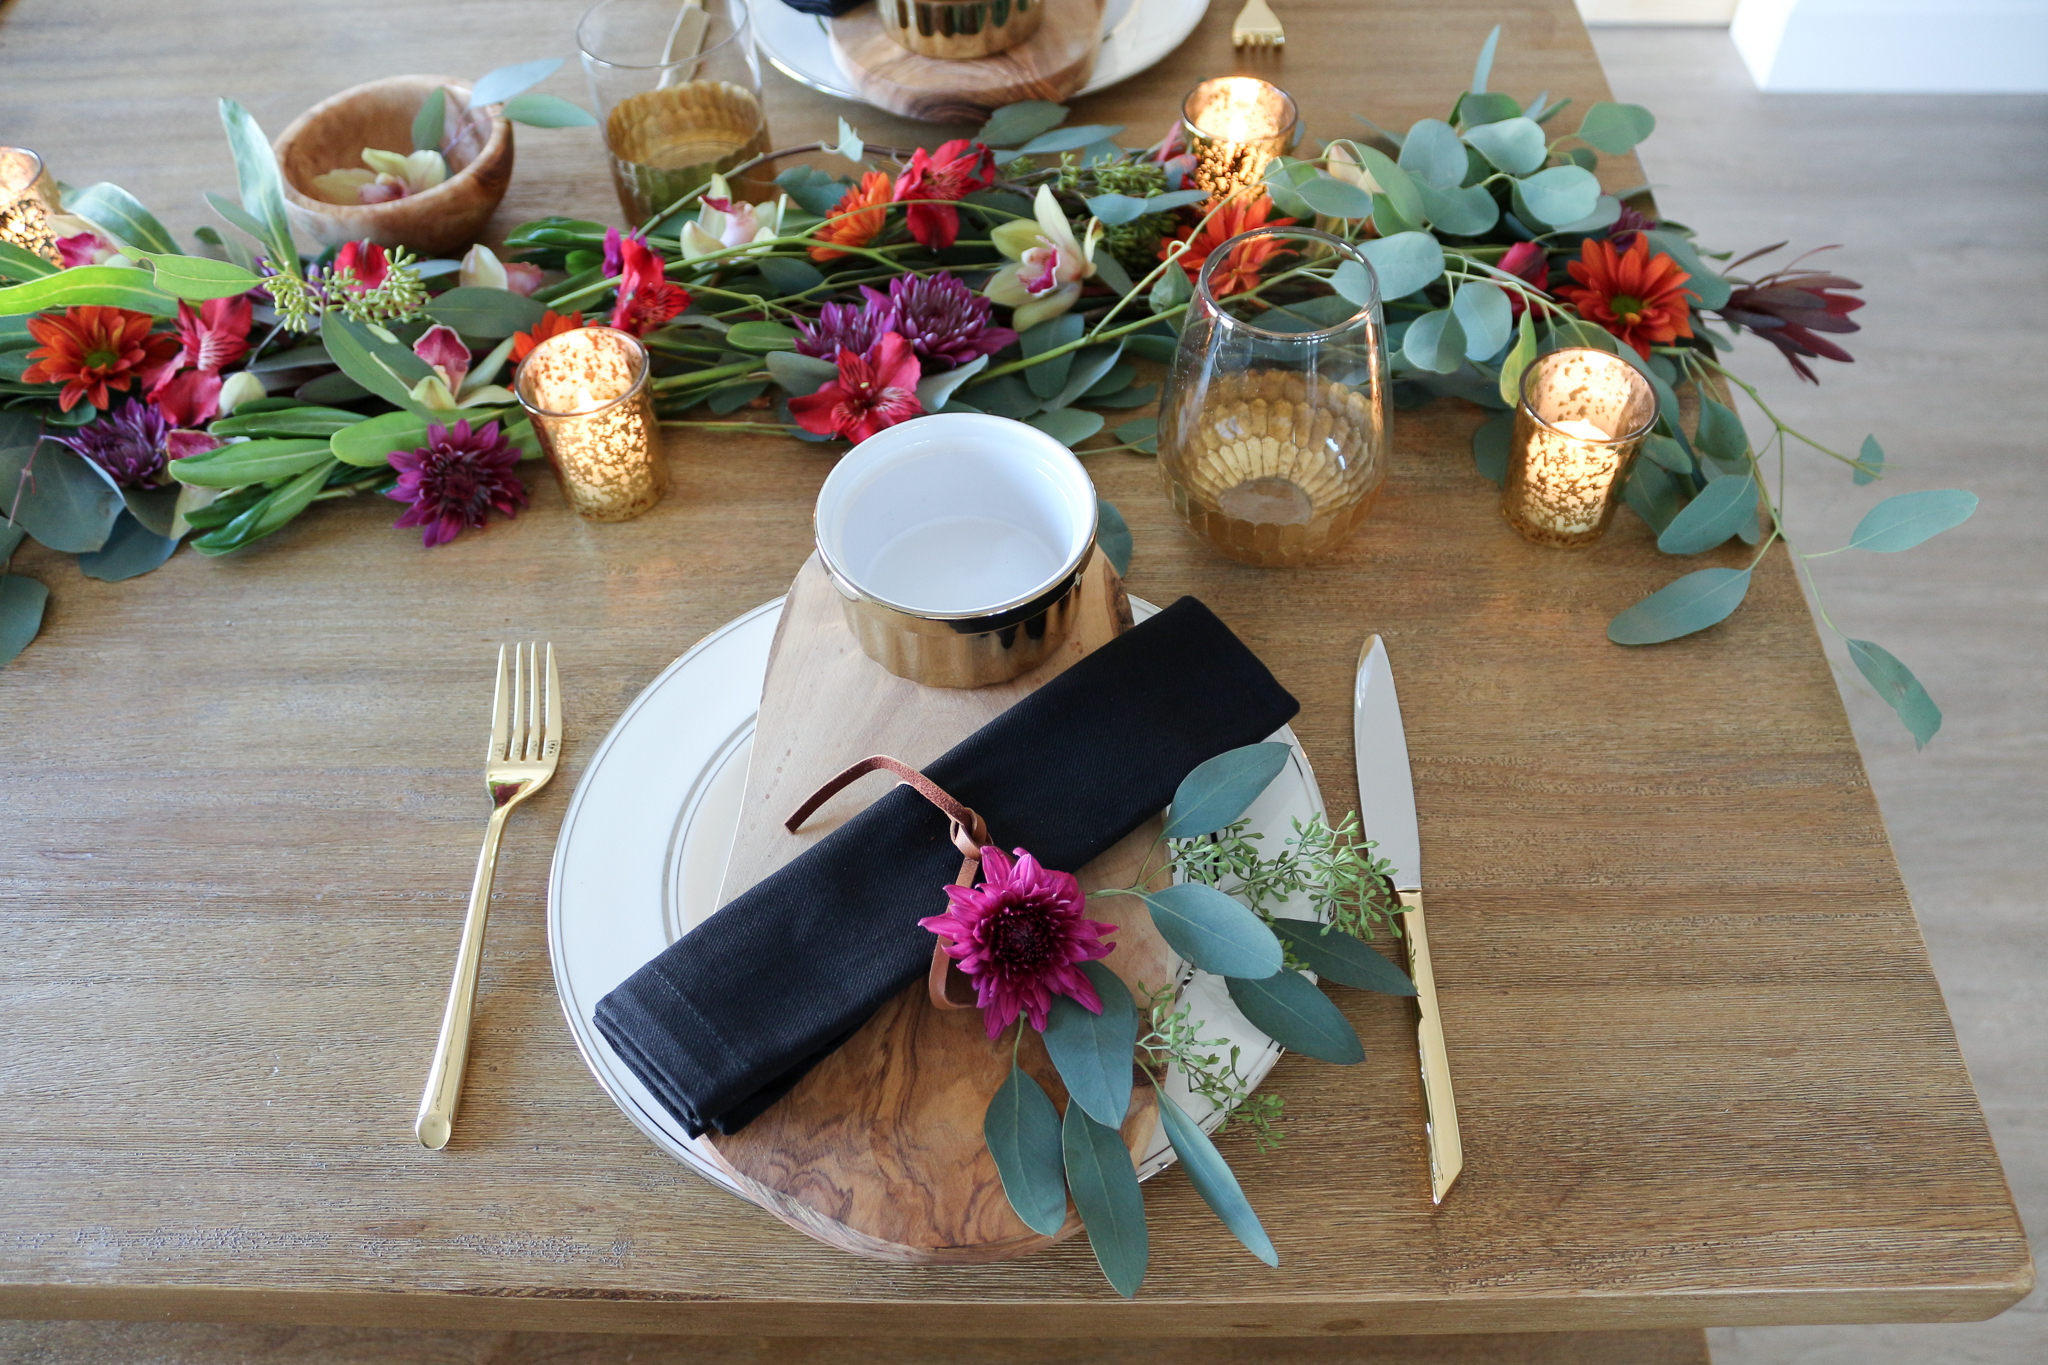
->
[[547, 594, 1327, 1201], [748, 0, 1212, 115]]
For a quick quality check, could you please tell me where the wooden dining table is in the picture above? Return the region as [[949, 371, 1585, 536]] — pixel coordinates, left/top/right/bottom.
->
[[0, 1, 2031, 1362]]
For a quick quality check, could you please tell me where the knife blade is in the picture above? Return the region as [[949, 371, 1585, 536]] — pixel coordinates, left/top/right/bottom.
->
[[1354, 635, 1463, 1204]]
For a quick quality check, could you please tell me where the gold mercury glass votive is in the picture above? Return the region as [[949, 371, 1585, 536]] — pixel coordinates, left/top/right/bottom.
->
[[0, 147, 61, 264], [515, 328, 668, 523], [1180, 77, 1300, 199], [880, 0, 1044, 58], [1502, 347, 1659, 547]]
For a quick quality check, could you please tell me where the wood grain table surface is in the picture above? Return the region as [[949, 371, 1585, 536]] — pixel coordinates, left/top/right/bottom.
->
[[0, 0, 2031, 1348]]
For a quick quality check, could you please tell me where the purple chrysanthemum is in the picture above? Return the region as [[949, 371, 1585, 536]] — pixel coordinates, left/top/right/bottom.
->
[[872, 273, 1017, 370], [917, 846, 1118, 1039], [52, 400, 173, 489], [1606, 204, 1658, 251], [794, 294, 897, 362], [386, 419, 529, 548]]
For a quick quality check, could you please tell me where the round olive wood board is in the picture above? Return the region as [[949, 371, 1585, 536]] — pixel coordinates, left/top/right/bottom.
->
[[828, 0, 1106, 123]]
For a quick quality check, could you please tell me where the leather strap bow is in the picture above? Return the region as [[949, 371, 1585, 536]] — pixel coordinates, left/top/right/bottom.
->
[[785, 755, 986, 1011]]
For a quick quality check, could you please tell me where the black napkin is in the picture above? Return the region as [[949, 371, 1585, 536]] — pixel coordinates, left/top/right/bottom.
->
[[779, 0, 870, 17], [594, 596, 1300, 1137]]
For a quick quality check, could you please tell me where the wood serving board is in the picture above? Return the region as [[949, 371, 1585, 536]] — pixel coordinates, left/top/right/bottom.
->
[[690, 551, 1177, 1264], [828, 0, 1105, 123]]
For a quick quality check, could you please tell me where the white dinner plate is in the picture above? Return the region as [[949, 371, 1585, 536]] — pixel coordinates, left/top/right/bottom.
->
[[748, 0, 1212, 116], [548, 594, 1327, 1198]]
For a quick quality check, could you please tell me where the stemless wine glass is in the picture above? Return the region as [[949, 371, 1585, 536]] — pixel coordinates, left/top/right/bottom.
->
[[1157, 226, 1389, 566], [578, 0, 774, 224]]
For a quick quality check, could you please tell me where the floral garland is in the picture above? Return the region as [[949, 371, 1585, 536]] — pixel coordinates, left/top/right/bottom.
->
[[0, 30, 1973, 751]]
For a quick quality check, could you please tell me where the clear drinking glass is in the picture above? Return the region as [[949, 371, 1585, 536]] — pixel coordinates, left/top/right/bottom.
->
[[578, 0, 775, 224], [0, 147, 60, 264], [1157, 227, 1389, 566]]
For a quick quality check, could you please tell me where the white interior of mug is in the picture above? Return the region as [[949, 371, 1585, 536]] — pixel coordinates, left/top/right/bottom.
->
[[815, 414, 1097, 618]]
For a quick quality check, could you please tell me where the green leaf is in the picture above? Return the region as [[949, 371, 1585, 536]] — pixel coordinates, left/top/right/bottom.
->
[[0, 240, 59, 282], [168, 438, 335, 488], [1854, 434, 1884, 486], [1625, 458, 1686, 535], [1155, 1089, 1275, 1266], [204, 191, 279, 253], [1347, 145, 1424, 229], [1402, 308, 1466, 374], [1463, 117, 1546, 175], [1126, 334, 1178, 365], [1415, 180, 1499, 237], [1149, 258, 1193, 314], [1848, 638, 1942, 748], [1450, 282, 1511, 361], [1027, 408, 1103, 447], [755, 256, 825, 296], [1086, 193, 1150, 226], [1658, 474, 1758, 555], [1260, 157, 1318, 219], [295, 371, 372, 404], [725, 319, 799, 353], [77, 510, 179, 582], [1358, 232, 1444, 301], [977, 100, 1070, 148], [985, 1065, 1069, 1236], [1046, 344, 1122, 411], [1083, 361, 1137, 401], [1016, 124, 1125, 156], [63, 182, 180, 256], [1498, 308, 1536, 407], [1143, 884, 1284, 980], [0, 435, 124, 552], [775, 165, 850, 218], [0, 265, 176, 317], [1607, 567, 1752, 645], [1144, 189, 1210, 214], [218, 98, 297, 272], [1095, 382, 1157, 411], [471, 58, 562, 108], [332, 410, 430, 467], [1512, 165, 1601, 229], [1041, 962, 1139, 1129], [1398, 119, 1469, 191], [189, 457, 335, 554], [1113, 416, 1158, 455], [1097, 497, 1132, 575], [1641, 433, 1694, 476], [1574, 101, 1657, 155], [1694, 396, 1749, 471], [412, 86, 447, 153], [706, 379, 767, 414], [0, 571, 48, 667], [210, 405, 364, 438], [1226, 971, 1364, 1063], [914, 354, 988, 412], [1455, 91, 1522, 128], [766, 350, 839, 396], [1062, 1101, 1147, 1298], [1297, 172, 1375, 220], [425, 286, 549, 339], [322, 315, 436, 413], [1641, 230, 1730, 310], [1846, 489, 1977, 553], [134, 250, 264, 302], [970, 372, 1042, 420], [1471, 23, 1501, 93], [1166, 742, 1292, 838], [1090, 250, 1135, 298], [501, 92, 598, 129], [1472, 411, 1513, 486], [1269, 919, 1416, 995], [1022, 314, 1085, 398]]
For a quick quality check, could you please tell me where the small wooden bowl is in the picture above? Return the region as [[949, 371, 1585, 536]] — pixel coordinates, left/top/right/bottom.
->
[[274, 74, 513, 259]]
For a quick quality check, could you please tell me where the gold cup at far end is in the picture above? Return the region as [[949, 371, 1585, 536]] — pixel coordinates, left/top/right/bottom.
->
[[877, 0, 1047, 59]]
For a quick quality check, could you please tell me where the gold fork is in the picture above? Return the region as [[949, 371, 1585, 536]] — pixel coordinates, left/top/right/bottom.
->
[[415, 642, 562, 1150], [1232, 0, 1285, 49]]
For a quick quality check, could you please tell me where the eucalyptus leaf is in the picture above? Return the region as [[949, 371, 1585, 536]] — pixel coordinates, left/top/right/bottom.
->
[[725, 320, 799, 353], [1046, 344, 1122, 411], [1694, 397, 1750, 471], [1226, 970, 1364, 1063], [1357, 232, 1444, 302], [977, 100, 1070, 148], [1062, 1102, 1147, 1299], [706, 380, 767, 415], [775, 165, 850, 218], [1472, 411, 1513, 486], [755, 256, 826, 297], [245, 342, 333, 373], [1086, 193, 1150, 227], [1296, 172, 1375, 221], [501, 93, 598, 129], [332, 410, 434, 467], [1471, 23, 1501, 94], [1574, 101, 1657, 155], [1455, 91, 1522, 128], [1145, 189, 1210, 214], [1854, 434, 1884, 486], [1415, 180, 1499, 237], [1026, 408, 1103, 447], [1113, 416, 1158, 454], [1097, 498, 1132, 576], [1347, 145, 1423, 229], [985, 1065, 1069, 1236], [969, 372, 1042, 420], [1846, 489, 1977, 552], [1093, 382, 1158, 411], [1451, 282, 1511, 361], [914, 354, 988, 412], [1402, 309, 1467, 375], [1143, 883, 1283, 980], [134, 251, 265, 302], [218, 98, 296, 271], [0, 266, 176, 317], [1022, 314, 1085, 398], [1398, 119, 1468, 191], [1625, 458, 1686, 535], [1042, 962, 1138, 1129], [0, 437, 123, 553], [1512, 165, 1601, 230], [1083, 361, 1137, 400], [1658, 474, 1758, 555], [1497, 308, 1537, 407], [1015, 124, 1124, 156], [0, 572, 47, 667], [168, 438, 335, 488], [63, 182, 180, 255], [296, 371, 372, 404], [77, 511, 179, 581], [1463, 116, 1546, 175], [1090, 250, 1135, 298], [1150, 258, 1194, 314], [1642, 230, 1731, 310], [412, 86, 447, 154], [1848, 638, 1942, 748], [1126, 335, 1178, 365], [1155, 1089, 1276, 1267], [1270, 918, 1416, 995], [1641, 433, 1694, 476], [1607, 567, 1752, 645], [1260, 158, 1318, 220], [1165, 742, 1292, 838], [425, 286, 548, 338], [765, 350, 840, 396], [470, 58, 563, 108]]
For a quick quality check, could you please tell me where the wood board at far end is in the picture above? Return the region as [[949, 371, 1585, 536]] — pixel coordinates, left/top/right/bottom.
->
[[829, 0, 1106, 122]]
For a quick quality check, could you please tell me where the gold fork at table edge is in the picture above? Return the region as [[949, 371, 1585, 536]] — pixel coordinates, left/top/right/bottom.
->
[[1232, 0, 1285, 49], [415, 642, 562, 1150]]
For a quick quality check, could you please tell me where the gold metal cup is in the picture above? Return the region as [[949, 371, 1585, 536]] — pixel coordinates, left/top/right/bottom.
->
[[825, 558, 1094, 690], [0, 147, 61, 265], [1501, 347, 1659, 547], [1180, 77, 1300, 198], [514, 328, 668, 523], [878, 0, 1045, 59]]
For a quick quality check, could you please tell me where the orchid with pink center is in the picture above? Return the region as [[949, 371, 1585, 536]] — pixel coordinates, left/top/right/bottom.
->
[[406, 323, 521, 412], [310, 148, 448, 207], [679, 174, 787, 261], [984, 185, 1102, 331], [459, 244, 544, 297]]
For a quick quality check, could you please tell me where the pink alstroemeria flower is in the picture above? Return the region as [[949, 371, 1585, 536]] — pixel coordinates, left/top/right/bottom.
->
[[152, 369, 224, 429], [331, 240, 391, 292], [165, 295, 254, 377], [917, 846, 1119, 1039], [787, 332, 923, 442], [1498, 241, 1548, 318]]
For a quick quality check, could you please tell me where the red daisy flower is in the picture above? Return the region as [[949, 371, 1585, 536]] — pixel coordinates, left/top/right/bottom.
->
[[810, 171, 893, 263], [1160, 196, 1297, 298], [918, 846, 1119, 1038], [512, 309, 587, 363], [1557, 235, 1695, 358], [892, 139, 996, 251], [21, 306, 180, 412], [386, 419, 530, 548], [788, 332, 924, 442]]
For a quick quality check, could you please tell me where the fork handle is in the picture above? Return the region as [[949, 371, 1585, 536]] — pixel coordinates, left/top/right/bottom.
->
[[415, 804, 512, 1150]]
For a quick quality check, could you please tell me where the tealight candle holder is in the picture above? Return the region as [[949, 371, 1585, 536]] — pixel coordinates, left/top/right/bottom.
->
[[514, 327, 668, 523], [1502, 347, 1658, 548], [1180, 77, 1300, 199], [0, 147, 61, 265]]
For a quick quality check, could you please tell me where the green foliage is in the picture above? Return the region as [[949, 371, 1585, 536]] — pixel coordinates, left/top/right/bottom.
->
[[412, 87, 446, 153], [976, 99, 1070, 148], [1138, 985, 1284, 1147], [77, 511, 179, 582], [1061, 1101, 1147, 1298], [425, 286, 548, 338], [1042, 962, 1139, 1128], [1164, 742, 1292, 838], [984, 1063, 1069, 1236], [1848, 638, 1941, 748], [502, 93, 598, 129], [1846, 490, 1977, 552], [1154, 1089, 1278, 1266], [1658, 473, 1758, 555], [1097, 497, 1132, 575], [1608, 567, 1753, 645], [1141, 883, 1285, 979], [0, 570, 47, 667], [1169, 812, 1403, 944], [1225, 971, 1365, 1064], [0, 265, 176, 317], [1269, 918, 1415, 995], [63, 182, 180, 256]]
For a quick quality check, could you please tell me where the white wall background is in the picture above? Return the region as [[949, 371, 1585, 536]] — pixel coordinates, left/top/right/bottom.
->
[[1732, 0, 2048, 90]]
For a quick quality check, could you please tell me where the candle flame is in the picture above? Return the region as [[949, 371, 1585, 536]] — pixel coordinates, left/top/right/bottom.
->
[[1200, 78, 1286, 143]]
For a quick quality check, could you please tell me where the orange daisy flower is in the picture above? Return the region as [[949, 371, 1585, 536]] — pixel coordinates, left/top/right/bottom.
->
[[511, 309, 587, 363], [22, 306, 179, 412], [810, 172, 892, 263], [1557, 235, 1695, 358], [1160, 196, 1297, 298]]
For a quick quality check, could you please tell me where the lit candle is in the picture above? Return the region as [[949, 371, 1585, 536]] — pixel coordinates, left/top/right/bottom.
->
[[1501, 348, 1657, 547], [514, 327, 668, 523], [1180, 78, 1300, 198], [0, 147, 60, 265]]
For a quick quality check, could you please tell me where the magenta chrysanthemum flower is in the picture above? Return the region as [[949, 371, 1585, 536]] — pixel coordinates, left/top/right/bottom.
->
[[52, 400, 173, 488], [386, 419, 529, 548], [794, 293, 897, 362], [868, 273, 1017, 370], [918, 846, 1118, 1039]]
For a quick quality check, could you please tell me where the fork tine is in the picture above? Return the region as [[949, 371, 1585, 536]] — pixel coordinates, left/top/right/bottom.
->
[[543, 642, 563, 761], [525, 641, 541, 761], [509, 642, 529, 764], [489, 644, 512, 761]]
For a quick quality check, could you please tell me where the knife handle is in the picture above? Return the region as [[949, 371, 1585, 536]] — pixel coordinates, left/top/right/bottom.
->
[[1401, 891, 1464, 1204]]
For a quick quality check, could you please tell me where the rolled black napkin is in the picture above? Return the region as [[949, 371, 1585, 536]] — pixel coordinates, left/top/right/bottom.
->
[[779, 0, 870, 17], [595, 596, 1300, 1137]]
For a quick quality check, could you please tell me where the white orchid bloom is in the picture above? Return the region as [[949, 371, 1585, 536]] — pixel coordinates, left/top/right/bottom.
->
[[679, 174, 787, 260], [983, 185, 1101, 331], [459, 243, 510, 291], [360, 148, 449, 194], [215, 370, 268, 417]]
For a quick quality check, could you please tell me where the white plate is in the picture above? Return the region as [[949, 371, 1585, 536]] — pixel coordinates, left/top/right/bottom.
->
[[748, 0, 1212, 114], [548, 594, 1326, 1199]]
